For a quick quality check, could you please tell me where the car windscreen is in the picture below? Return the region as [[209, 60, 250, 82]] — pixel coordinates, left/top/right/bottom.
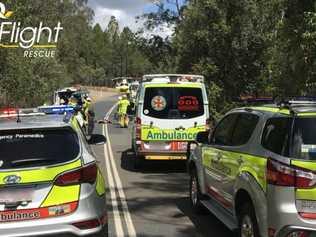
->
[[143, 87, 204, 119], [292, 117, 316, 160], [0, 128, 80, 169]]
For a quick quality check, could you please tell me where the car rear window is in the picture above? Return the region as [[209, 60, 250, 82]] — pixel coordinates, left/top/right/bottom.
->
[[292, 117, 316, 160], [0, 128, 80, 169], [143, 87, 204, 119]]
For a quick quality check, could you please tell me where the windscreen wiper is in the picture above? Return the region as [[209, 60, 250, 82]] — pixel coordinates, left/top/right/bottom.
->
[[10, 158, 56, 167]]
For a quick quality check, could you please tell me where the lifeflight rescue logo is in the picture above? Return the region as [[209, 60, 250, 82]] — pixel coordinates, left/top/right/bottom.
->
[[0, 2, 63, 58], [0, 2, 13, 19]]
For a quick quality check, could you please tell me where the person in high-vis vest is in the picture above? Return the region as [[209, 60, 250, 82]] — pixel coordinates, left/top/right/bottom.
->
[[82, 97, 95, 135], [117, 94, 130, 128]]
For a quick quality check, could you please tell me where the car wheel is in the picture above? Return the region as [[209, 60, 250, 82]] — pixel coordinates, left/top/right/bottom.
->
[[189, 169, 204, 213], [238, 203, 260, 237]]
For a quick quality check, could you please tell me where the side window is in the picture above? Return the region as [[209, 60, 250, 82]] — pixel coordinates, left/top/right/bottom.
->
[[262, 117, 291, 156], [231, 114, 259, 146], [213, 114, 239, 146]]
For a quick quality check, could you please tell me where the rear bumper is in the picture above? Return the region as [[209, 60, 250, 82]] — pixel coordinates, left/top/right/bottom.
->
[[267, 185, 316, 237], [278, 225, 316, 237], [137, 149, 187, 160], [0, 185, 107, 237]]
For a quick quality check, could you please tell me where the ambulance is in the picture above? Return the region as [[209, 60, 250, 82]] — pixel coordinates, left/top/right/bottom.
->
[[131, 74, 209, 168]]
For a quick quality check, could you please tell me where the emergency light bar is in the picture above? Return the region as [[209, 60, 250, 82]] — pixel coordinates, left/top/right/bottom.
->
[[38, 105, 75, 114], [142, 74, 205, 83]]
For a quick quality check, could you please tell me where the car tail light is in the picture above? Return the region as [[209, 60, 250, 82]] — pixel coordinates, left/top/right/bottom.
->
[[0, 108, 17, 115], [72, 218, 101, 229], [135, 117, 141, 140], [267, 159, 316, 188], [55, 163, 97, 186]]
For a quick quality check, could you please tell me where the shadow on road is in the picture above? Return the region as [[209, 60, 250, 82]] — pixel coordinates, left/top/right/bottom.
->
[[117, 149, 234, 237], [120, 148, 187, 174]]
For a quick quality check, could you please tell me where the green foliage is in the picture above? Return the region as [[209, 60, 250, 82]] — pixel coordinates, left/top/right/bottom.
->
[[141, 0, 316, 115], [0, 1, 155, 107]]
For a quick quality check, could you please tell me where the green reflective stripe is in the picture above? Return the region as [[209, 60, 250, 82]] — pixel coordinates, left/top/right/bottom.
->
[[96, 169, 106, 196], [291, 160, 316, 170], [0, 159, 82, 185], [144, 83, 202, 88], [41, 185, 80, 207], [141, 125, 205, 141], [296, 189, 316, 201], [238, 153, 267, 191], [250, 106, 290, 115], [71, 117, 80, 129], [297, 113, 316, 117], [202, 148, 267, 192]]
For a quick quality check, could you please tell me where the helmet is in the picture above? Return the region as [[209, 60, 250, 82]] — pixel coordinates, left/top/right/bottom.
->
[[118, 96, 122, 100], [86, 97, 92, 102], [122, 95, 127, 99]]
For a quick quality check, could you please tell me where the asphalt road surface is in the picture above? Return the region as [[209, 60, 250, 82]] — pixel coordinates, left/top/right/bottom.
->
[[92, 96, 234, 237]]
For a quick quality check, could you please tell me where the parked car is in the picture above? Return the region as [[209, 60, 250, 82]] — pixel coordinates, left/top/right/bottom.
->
[[188, 98, 316, 237]]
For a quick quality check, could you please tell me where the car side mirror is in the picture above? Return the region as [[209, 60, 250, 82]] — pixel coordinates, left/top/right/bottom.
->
[[88, 134, 107, 145], [195, 131, 209, 144]]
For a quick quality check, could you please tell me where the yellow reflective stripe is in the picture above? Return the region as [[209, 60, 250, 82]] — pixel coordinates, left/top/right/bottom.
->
[[144, 83, 202, 88], [0, 159, 81, 185], [296, 189, 316, 201], [250, 106, 290, 115], [96, 169, 106, 196], [41, 185, 80, 207]]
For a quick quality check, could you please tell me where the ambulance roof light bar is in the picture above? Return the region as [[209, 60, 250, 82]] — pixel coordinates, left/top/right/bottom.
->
[[142, 74, 205, 83]]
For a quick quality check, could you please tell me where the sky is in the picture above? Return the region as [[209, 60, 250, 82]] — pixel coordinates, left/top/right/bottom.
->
[[87, 0, 177, 36]]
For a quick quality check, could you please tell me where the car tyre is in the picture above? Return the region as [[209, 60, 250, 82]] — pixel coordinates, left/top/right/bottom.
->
[[189, 169, 204, 213], [238, 202, 260, 237]]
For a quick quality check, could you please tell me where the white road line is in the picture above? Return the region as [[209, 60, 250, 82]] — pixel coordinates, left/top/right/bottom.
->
[[103, 106, 124, 237], [104, 104, 137, 237]]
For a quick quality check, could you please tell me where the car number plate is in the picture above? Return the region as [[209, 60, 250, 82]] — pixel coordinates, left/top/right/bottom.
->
[[0, 188, 33, 203]]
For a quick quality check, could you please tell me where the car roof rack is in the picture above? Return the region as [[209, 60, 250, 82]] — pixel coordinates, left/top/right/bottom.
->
[[274, 96, 316, 114], [142, 74, 205, 83]]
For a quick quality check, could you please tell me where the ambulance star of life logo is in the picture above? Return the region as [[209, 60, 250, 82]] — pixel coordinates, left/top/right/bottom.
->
[[0, 2, 13, 19], [151, 96, 167, 111]]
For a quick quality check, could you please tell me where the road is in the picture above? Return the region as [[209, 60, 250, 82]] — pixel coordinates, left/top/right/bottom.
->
[[92, 95, 234, 237]]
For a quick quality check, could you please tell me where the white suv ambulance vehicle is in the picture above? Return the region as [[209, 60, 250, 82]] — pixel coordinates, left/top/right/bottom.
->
[[131, 74, 209, 168]]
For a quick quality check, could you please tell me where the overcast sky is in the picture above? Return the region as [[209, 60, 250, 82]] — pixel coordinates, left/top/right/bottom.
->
[[87, 0, 156, 32]]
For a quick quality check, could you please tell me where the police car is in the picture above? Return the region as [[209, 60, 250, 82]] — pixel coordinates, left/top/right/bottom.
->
[[188, 98, 316, 237], [0, 107, 107, 237], [131, 74, 209, 168]]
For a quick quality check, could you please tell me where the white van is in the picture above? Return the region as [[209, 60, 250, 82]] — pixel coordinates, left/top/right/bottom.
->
[[131, 74, 209, 167]]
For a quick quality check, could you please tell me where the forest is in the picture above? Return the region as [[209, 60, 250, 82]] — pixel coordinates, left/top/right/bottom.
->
[[0, 0, 315, 115]]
